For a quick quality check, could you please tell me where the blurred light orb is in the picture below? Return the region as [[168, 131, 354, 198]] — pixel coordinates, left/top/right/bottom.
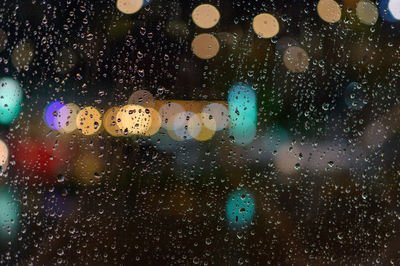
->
[[228, 83, 257, 145], [76, 106, 102, 135], [379, 0, 398, 21], [192, 4, 220, 29], [159, 102, 185, 129], [0, 187, 20, 240], [170, 111, 197, 140], [11, 40, 34, 71], [0, 139, 8, 172], [317, 0, 342, 23], [55, 103, 79, 133], [389, 0, 400, 19], [283, 46, 309, 73], [44, 101, 65, 131], [0, 77, 23, 125], [103, 107, 122, 136], [191, 33, 220, 60], [202, 103, 229, 131], [188, 113, 216, 141], [128, 89, 155, 108], [116, 0, 143, 14], [225, 190, 255, 229], [252, 13, 279, 38], [345, 82, 367, 110], [356, 0, 379, 25], [144, 107, 161, 136], [116, 104, 151, 135]]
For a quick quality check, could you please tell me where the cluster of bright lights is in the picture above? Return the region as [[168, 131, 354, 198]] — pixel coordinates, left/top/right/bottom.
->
[[44, 94, 230, 142], [317, 0, 395, 25], [191, 5, 281, 60], [191, 4, 221, 60]]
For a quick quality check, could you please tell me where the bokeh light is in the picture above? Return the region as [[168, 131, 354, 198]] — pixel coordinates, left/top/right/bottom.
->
[[169, 111, 197, 141], [0, 187, 20, 240], [228, 83, 257, 145], [188, 113, 216, 141], [378, 0, 397, 22], [12, 137, 67, 184], [116, 0, 143, 14], [44, 101, 65, 131], [202, 103, 229, 131], [192, 4, 220, 29], [356, 0, 379, 25], [116, 104, 151, 135], [144, 107, 161, 136], [252, 13, 279, 38], [379, 0, 398, 22], [283, 46, 309, 73], [103, 107, 122, 136], [225, 190, 255, 229], [0, 139, 8, 173], [191, 33, 220, 60], [0, 77, 23, 125], [388, 0, 400, 19], [55, 103, 79, 133], [76, 106, 102, 135], [317, 0, 342, 23], [159, 102, 185, 129]]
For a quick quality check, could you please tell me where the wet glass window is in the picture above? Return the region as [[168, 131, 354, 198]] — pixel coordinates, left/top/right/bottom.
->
[[0, 0, 399, 264]]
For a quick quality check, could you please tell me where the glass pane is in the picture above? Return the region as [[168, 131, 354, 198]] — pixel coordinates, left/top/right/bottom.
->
[[0, 0, 399, 264]]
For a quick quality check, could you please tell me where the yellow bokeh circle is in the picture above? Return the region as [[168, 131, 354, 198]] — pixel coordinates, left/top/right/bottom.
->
[[76, 106, 102, 135]]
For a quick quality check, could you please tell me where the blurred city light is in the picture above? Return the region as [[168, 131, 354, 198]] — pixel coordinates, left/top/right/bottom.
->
[[226, 190, 256, 229], [228, 83, 257, 145], [0, 77, 23, 125]]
